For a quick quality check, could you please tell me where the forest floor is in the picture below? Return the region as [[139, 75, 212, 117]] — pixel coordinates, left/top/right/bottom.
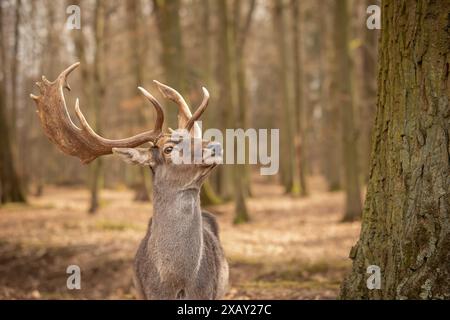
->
[[0, 176, 361, 299]]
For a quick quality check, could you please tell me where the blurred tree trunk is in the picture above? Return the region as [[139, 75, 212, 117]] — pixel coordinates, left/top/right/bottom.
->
[[359, 0, 379, 181], [72, 0, 90, 107], [72, 0, 100, 213], [216, 0, 250, 223], [12, 0, 26, 185], [290, 0, 308, 197], [199, 0, 222, 206], [231, 0, 256, 223], [126, 0, 151, 202], [333, 0, 361, 221], [153, 0, 186, 128], [211, 1, 223, 196], [200, 0, 213, 88], [0, 84, 24, 204], [10, 0, 21, 145], [31, 0, 45, 197], [216, 0, 234, 200], [34, 0, 62, 196], [200, 181, 222, 206], [272, 0, 297, 195], [341, 0, 450, 298], [234, 0, 255, 199], [88, 0, 107, 214], [321, 0, 342, 191], [0, 4, 25, 204]]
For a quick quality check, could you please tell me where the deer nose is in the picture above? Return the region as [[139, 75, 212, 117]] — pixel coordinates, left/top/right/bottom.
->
[[206, 142, 222, 156]]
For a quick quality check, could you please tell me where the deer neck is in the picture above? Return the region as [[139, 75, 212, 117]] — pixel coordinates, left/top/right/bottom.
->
[[149, 181, 204, 282]]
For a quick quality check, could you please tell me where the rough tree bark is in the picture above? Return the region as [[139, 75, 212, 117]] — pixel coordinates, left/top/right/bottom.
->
[[333, 0, 362, 221], [341, 0, 450, 299]]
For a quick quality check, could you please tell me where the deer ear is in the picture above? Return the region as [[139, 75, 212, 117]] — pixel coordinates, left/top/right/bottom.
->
[[112, 148, 154, 166]]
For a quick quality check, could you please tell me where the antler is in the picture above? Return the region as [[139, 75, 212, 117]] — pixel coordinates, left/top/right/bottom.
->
[[185, 87, 209, 132], [30, 62, 164, 164], [153, 80, 209, 138]]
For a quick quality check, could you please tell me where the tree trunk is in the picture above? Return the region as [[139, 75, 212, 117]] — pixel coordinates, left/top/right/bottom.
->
[[321, 0, 342, 191], [233, 175, 250, 225], [231, 0, 256, 223], [199, 0, 222, 206], [200, 182, 222, 206], [290, 0, 308, 197], [359, 0, 379, 181], [216, 0, 250, 223], [0, 85, 25, 204], [341, 0, 450, 299], [126, 0, 151, 202], [153, 0, 186, 129], [333, 0, 361, 221], [33, 0, 62, 196], [0, 3, 25, 204], [235, 0, 256, 199], [71, 0, 95, 212], [88, 0, 107, 214], [216, 0, 234, 200], [272, 0, 297, 195], [10, 0, 21, 145]]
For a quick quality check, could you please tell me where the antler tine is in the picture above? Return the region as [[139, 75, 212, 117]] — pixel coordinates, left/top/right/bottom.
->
[[153, 80, 207, 138], [153, 80, 192, 127], [34, 62, 84, 132], [60, 62, 80, 78], [138, 86, 164, 132], [30, 63, 165, 164], [185, 87, 209, 133], [59, 62, 80, 91]]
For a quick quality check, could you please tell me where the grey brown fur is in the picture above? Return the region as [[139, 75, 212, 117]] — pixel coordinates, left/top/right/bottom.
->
[[132, 177, 228, 299]]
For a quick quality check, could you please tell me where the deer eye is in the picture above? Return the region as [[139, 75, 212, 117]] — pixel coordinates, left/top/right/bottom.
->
[[164, 146, 173, 154]]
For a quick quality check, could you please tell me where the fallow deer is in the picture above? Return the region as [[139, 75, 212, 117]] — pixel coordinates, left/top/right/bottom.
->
[[30, 63, 229, 299]]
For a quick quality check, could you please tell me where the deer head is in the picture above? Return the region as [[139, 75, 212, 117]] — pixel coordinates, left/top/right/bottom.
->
[[30, 63, 222, 189], [112, 81, 222, 189]]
